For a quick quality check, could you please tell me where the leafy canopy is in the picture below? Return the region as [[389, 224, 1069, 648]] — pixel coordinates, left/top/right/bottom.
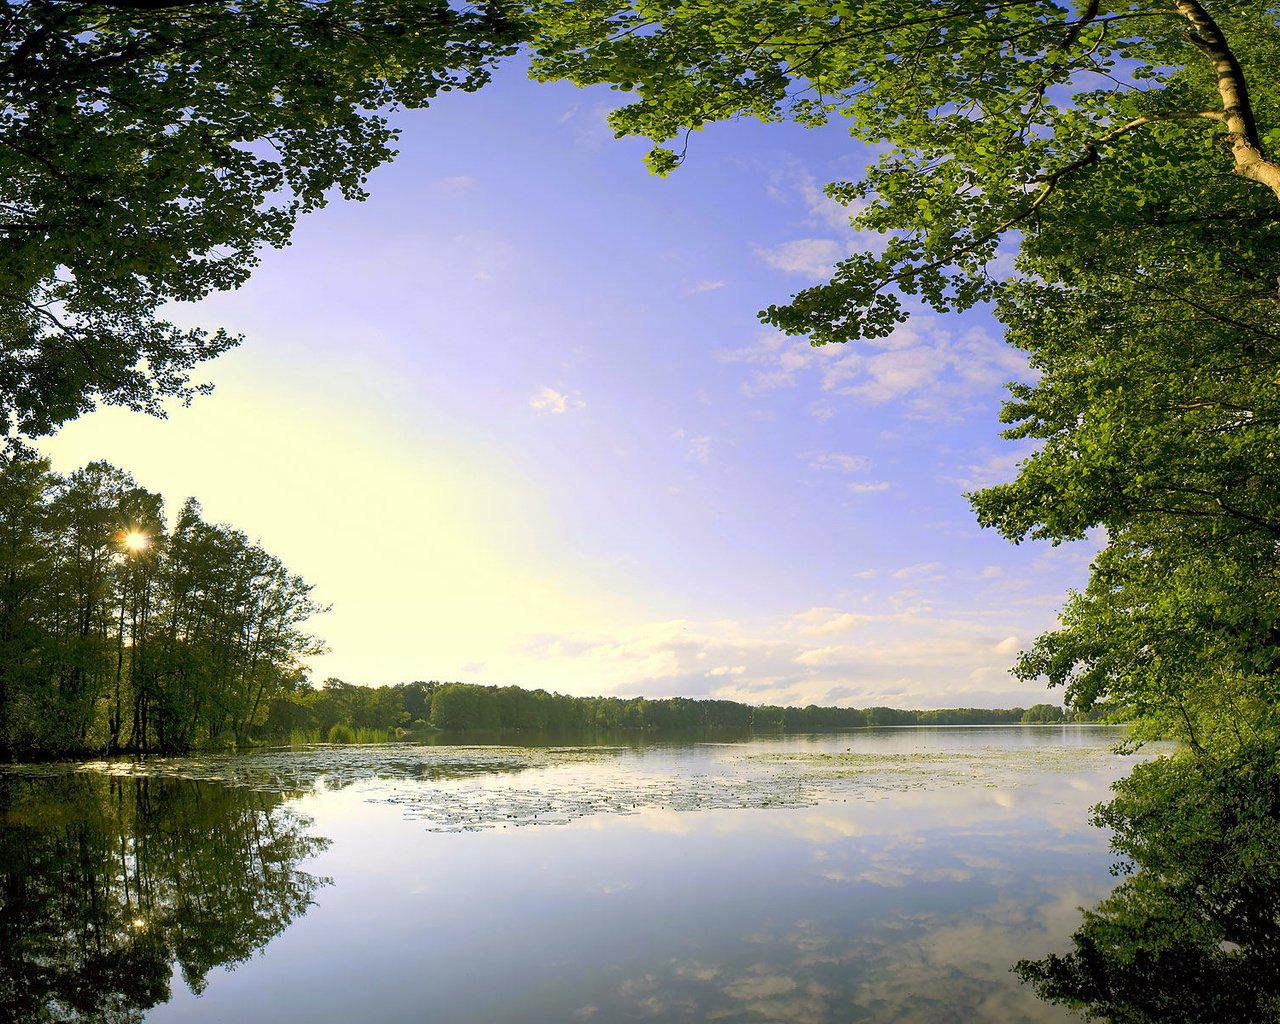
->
[[530, 1, 1280, 340], [0, 0, 523, 441], [529, 1, 1280, 741], [0, 456, 326, 757]]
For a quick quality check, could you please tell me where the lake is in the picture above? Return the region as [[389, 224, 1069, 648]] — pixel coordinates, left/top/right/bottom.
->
[[1, 726, 1150, 1023]]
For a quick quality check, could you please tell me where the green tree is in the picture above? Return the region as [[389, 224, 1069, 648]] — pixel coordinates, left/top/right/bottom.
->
[[1020, 703, 1065, 724], [531, 2, 1279, 339], [1009, 517, 1280, 749], [0, 460, 325, 757], [47, 461, 165, 751], [0, 457, 54, 756], [1, 0, 524, 443], [529, 2, 1280, 744], [1016, 744, 1280, 1023], [429, 682, 480, 731]]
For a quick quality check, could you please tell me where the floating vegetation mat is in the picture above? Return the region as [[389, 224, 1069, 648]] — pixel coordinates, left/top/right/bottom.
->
[[3, 737, 1152, 833], [741, 745, 1139, 787], [64, 744, 621, 792]]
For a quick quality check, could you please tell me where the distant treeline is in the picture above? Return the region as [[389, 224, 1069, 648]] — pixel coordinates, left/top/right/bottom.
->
[[0, 459, 323, 759], [0, 454, 1100, 760], [267, 678, 1106, 742]]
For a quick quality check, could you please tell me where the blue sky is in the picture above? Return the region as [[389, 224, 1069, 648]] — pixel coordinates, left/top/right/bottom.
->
[[42, 65, 1094, 709]]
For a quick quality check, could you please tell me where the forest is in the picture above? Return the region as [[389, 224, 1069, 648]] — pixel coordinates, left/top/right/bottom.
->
[[3, 4, 1279, 1019], [0, 457, 1088, 759], [0, 1, 1273, 762], [0, 459, 323, 759], [0, 456, 1079, 759], [275, 676, 1084, 742]]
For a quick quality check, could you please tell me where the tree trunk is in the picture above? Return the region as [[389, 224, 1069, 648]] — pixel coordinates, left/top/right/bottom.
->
[[1177, 1, 1280, 202]]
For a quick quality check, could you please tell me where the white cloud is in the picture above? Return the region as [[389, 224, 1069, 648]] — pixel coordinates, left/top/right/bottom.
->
[[715, 332, 833, 397], [815, 321, 1032, 419], [436, 175, 474, 191], [822, 343, 936, 403], [768, 164, 873, 234], [530, 387, 567, 414], [940, 451, 1031, 491], [1032, 538, 1101, 574], [716, 318, 1030, 423], [745, 371, 805, 397], [891, 562, 943, 579], [686, 435, 713, 464], [498, 598, 1056, 711], [796, 610, 869, 636], [530, 386, 585, 414], [715, 332, 789, 365], [755, 238, 844, 279], [806, 452, 873, 473], [766, 165, 891, 266], [797, 176, 862, 232], [847, 481, 890, 494], [687, 279, 727, 294], [994, 636, 1022, 655]]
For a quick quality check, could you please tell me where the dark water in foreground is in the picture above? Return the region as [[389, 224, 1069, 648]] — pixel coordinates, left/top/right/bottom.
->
[[1, 726, 1150, 1023]]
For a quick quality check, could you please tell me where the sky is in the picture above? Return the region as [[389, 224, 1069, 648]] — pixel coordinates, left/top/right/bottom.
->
[[40, 65, 1096, 710]]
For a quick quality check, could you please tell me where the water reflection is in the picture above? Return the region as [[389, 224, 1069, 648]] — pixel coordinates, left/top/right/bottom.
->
[[528, 795, 1108, 1024], [0, 773, 328, 1024], [74, 727, 1144, 834], [0, 729, 1178, 1024], [1017, 741, 1280, 1024]]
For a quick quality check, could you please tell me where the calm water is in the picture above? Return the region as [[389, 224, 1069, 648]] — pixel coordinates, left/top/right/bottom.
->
[[2, 726, 1150, 1023]]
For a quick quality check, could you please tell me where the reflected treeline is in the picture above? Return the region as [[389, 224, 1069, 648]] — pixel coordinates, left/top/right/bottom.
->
[[0, 773, 329, 1024], [1017, 742, 1280, 1024]]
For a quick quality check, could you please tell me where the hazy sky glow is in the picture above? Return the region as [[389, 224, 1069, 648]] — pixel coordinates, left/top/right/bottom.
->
[[42, 68, 1094, 709]]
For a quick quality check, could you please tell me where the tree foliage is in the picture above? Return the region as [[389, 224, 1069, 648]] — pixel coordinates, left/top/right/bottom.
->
[[531, 1, 1279, 338], [1016, 744, 1280, 1023], [0, 456, 325, 758], [528, 1, 1280, 746], [271, 676, 1077, 739], [0, 0, 523, 442]]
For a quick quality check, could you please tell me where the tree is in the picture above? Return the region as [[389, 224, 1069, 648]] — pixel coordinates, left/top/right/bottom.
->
[[1009, 515, 1280, 749], [1019, 703, 1063, 724], [528, 2, 1280, 743], [1015, 743, 1280, 1023], [0, 457, 53, 755], [0, 0, 524, 443], [531, 2, 1278, 339], [0, 458, 325, 757]]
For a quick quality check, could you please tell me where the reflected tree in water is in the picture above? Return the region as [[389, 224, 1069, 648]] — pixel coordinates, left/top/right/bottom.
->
[[0, 774, 329, 1023], [1017, 743, 1280, 1024]]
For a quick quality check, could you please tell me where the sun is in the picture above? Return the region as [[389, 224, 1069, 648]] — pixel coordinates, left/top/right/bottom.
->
[[120, 529, 150, 553]]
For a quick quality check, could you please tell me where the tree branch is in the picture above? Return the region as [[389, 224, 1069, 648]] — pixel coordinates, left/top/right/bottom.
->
[[892, 112, 1227, 287], [1175, 1, 1280, 200]]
